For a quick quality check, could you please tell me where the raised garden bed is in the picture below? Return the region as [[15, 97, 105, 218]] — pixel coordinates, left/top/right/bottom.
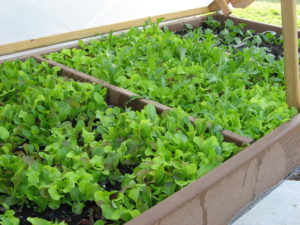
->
[[42, 16, 297, 140], [1, 14, 300, 225]]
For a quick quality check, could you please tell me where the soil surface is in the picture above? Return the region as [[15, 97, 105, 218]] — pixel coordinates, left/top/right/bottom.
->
[[10, 163, 137, 224], [12, 202, 108, 225], [288, 171, 300, 181], [175, 25, 300, 59]]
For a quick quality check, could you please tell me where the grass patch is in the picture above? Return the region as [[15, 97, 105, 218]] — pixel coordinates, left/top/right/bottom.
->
[[232, 1, 300, 28]]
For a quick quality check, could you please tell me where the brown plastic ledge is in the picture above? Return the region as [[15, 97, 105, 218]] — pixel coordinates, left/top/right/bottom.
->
[[34, 55, 252, 147]]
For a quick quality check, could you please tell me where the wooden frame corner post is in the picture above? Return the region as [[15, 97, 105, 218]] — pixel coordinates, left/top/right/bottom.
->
[[281, 0, 300, 110], [216, 0, 232, 16]]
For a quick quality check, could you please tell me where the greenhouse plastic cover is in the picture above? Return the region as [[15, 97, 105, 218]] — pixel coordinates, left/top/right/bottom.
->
[[1, 0, 213, 45]]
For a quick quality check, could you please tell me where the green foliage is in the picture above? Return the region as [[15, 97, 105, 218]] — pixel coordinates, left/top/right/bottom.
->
[[46, 18, 295, 140], [0, 210, 19, 225], [202, 16, 283, 47], [1, 17, 298, 225], [0, 127, 9, 141], [0, 58, 240, 224], [27, 218, 67, 225], [0, 210, 67, 225], [232, 1, 300, 28]]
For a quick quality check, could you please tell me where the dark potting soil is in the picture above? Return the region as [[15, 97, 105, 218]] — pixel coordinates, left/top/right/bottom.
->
[[174, 25, 299, 59], [99, 179, 122, 191], [117, 163, 136, 175], [99, 164, 136, 191], [11, 201, 113, 225], [9, 163, 138, 224], [288, 170, 300, 181], [255, 42, 283, 58], [9, 164, 139, 224]]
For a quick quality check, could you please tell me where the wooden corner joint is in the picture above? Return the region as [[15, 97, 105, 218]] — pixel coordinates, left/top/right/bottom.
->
[[209, 0, 255, 15], [216, 0, 232, 16], [215, 0, 232, 16]]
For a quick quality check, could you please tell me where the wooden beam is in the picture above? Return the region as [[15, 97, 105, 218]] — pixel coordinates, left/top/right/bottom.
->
[[0, 6, 211, 56], [209, 0, 254, 11], [216, 0, 232, 16], [209, 0, 229, 12], [281, 0, 300, 109], [230, 0, 254, 8]]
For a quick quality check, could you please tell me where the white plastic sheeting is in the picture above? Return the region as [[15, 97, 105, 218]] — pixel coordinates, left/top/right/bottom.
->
[[1, 0, 213, 45]]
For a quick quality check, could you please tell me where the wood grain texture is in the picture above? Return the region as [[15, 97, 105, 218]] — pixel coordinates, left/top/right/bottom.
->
[[281, 0, 300, 109], [0, 6, 210, 56]]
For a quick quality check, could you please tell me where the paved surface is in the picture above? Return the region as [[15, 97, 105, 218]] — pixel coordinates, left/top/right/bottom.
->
[[232, 168, 300, 225]]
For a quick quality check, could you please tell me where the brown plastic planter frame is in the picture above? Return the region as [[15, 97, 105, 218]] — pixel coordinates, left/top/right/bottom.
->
[[1, 12, 300, 225]]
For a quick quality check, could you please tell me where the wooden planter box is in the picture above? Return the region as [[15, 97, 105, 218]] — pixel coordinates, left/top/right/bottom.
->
[[1, 14, 300, 225]]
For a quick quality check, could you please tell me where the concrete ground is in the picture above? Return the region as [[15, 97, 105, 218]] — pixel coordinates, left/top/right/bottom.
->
[[231, 167, 300, 225]]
